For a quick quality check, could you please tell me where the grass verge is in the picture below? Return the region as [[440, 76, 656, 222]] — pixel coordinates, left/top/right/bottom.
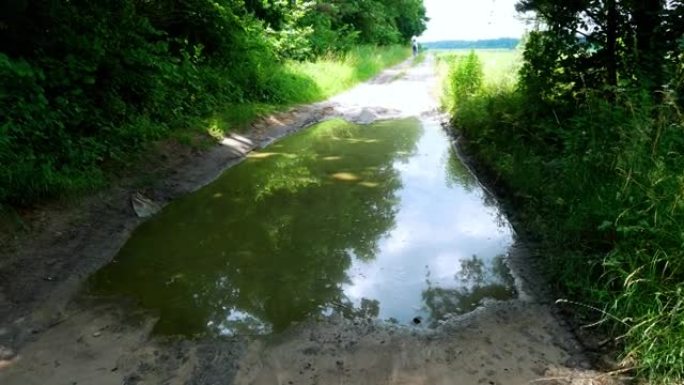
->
[[441, 50, 684, 383], [208, 45, 410, 136], [1, 45, 409, 208]]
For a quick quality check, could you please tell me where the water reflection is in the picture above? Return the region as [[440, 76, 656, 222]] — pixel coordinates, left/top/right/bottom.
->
[[90, 119, 419, 335], [87, 118, 515, 336], [336, 120, 515, 326], [422, 255, 516, 327], [444, 146, 477, 192]]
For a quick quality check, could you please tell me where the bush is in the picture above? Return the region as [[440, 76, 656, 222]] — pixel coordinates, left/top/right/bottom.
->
[[0, 0, 423, 206], [447, 51, 684, 382], [448, 51, 484, 108]]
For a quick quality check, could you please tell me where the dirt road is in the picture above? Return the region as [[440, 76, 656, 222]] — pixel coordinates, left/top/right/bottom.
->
[[0, 56, 620, 385]]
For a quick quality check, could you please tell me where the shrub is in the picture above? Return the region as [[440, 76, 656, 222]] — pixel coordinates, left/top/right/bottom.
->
[[447, 51, 484, 111], [0, 0, 424, 207], [447, 50, 684, 382]]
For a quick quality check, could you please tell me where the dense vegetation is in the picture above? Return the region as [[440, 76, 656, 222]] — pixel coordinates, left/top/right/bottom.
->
[[0, 0, 427, 206], [423, 38, 520, 50], [444, 1, 684, 382]]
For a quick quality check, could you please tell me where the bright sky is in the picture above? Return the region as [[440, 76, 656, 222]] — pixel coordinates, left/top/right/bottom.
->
[[420, 0, 527, 41]]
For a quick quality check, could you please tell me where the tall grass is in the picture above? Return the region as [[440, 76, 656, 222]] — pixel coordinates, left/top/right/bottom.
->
[[437, 50, 520, 112], [288, 45, 410, 99], [444, 51, 684, 383], [208, 45, 410, 136], [1, 45, 409, 207]]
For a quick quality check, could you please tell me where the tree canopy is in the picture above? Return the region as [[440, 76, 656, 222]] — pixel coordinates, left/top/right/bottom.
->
[[516, 0, 684, 97], [0, 0, 427, 206]]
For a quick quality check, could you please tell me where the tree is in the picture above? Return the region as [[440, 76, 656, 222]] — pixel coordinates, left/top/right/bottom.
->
[[516, 0, 683, 98]]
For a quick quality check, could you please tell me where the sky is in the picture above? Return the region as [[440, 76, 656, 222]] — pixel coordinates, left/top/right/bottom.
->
[[420, 0, 528, 42]]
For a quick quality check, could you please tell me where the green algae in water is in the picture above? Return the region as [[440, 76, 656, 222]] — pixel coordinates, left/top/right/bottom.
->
[[87, 118, 516, 336]]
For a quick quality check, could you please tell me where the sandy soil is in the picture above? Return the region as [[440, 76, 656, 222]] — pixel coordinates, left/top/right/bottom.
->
[[0, 56, 626, 385]]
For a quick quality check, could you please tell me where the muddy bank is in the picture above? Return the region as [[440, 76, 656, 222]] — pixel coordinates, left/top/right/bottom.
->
[[0, 292, 613, 385]]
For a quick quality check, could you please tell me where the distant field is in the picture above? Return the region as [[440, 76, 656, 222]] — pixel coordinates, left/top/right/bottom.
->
[[421, 38, 520, 51], [435, 49, 521, 111], [435, 49, 521, 86]]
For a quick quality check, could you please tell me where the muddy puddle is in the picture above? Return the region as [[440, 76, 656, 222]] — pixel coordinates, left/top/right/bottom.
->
[[85, 117, 515, 337], [2, 58, 607, 385]]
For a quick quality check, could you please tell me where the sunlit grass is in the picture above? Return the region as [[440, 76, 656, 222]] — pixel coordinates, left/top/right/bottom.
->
[[216, 104, 280, 134], [288, 45, 410, 99], [436, 49, 521, 85], [443, 49, 684, 383], [436, 49, 520, 113], [290, 60, 357, 97], [209, 45, 410, 136]]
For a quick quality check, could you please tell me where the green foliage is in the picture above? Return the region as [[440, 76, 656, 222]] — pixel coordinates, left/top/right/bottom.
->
[[246, 0, 427, 58], [212, 45, 410, 135], [446, 46, 684, 382], [443, 1, 684, 379], [516, 0, 683, 96], [448, 51, 484, 108], [288, 46, 410, 99], [0, 0, 423, 206], [437, 50, 519, 112]]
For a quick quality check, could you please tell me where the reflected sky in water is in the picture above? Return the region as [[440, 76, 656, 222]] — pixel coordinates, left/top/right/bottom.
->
[[86, 118, 515, 336], [342, 120, 514, 325]]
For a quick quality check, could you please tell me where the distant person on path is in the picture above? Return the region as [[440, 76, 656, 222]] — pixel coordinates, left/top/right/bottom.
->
[[412, 36, 418, 57]]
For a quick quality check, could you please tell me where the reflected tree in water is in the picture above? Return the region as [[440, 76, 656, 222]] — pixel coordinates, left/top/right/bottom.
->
[[90, 119, 422, 336], [444, 146, 477, 192], [421, 255, 516, 327]]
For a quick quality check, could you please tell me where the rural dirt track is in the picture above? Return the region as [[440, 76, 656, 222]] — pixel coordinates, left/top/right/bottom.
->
[[0, 56, 622, 385]]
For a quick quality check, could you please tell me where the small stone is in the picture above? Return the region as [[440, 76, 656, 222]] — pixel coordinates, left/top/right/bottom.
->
[[131, 192, 162, 218], [0, 346, 16, 360], [355, 109, 379, 125], [92, 331, 102, 338]]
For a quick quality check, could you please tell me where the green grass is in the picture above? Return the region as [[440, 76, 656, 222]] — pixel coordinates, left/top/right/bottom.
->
[[1, 45, 409, 208], [436, 49, 520, 112], [437, 49, 520, 85], [443, 51, 684, 383], [209, 45, 410, 135], [290, 45, 409, 98]]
